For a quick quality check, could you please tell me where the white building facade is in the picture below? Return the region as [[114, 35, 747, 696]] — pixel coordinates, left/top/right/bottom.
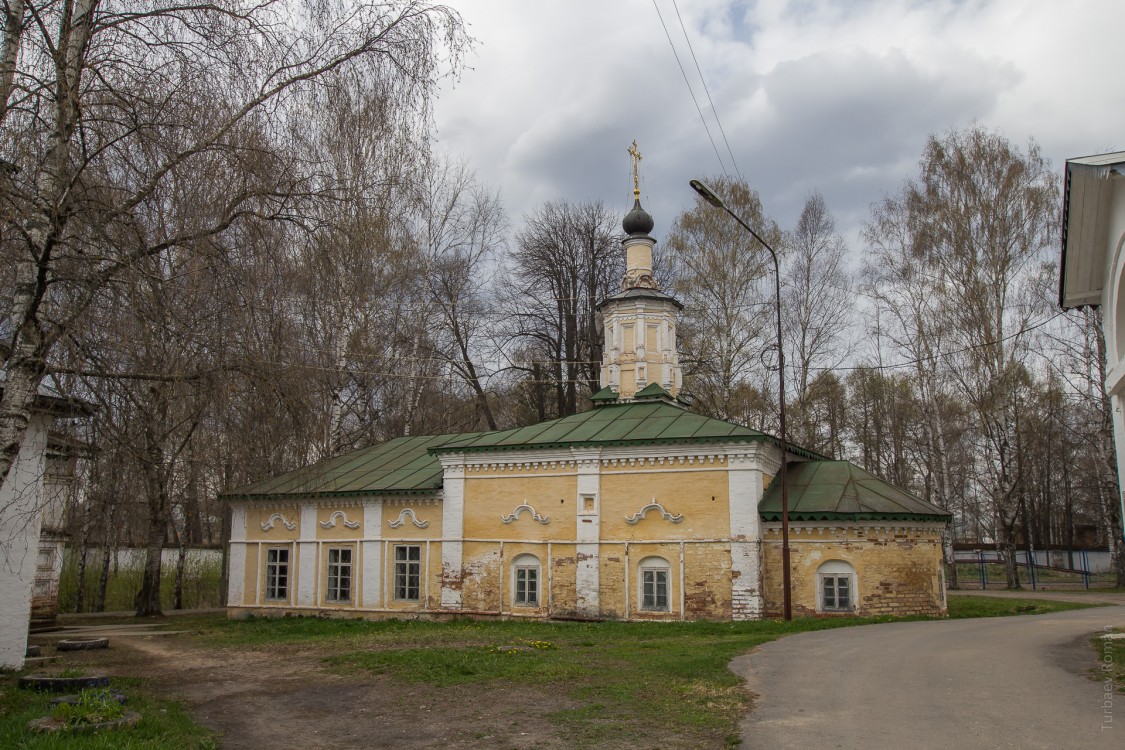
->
[[1058, 151, 1125, 563]]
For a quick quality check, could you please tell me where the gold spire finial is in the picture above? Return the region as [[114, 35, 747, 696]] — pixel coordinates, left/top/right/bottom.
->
[[628, 139, 642, 198]]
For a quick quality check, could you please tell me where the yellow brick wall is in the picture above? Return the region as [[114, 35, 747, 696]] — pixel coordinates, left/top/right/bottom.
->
[[232, 478, 945, 623], [683, 542, 733, 620], [463, 474, 576, 540], [600, 469, 729, 540], [315, 506, 364, 540], [245, 506, 301, 541], [383, 502, 442, 538], [598, 542, 629, 619], [242, 544, 260, 605], [459, 540, 502, 612], [549, 543, 578, 615], [761, 525, 945, 618]]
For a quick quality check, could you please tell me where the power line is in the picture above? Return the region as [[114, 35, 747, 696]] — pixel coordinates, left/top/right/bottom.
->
[[651, 0, 729, 178], [807, 312, 1066, 373], [670, 0, 742, 180]]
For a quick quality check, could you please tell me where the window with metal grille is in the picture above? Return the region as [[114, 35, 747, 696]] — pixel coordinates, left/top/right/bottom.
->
[[265, 547, 289, 601], [394, 545, 421, 601], [327, 547, 352, 603]]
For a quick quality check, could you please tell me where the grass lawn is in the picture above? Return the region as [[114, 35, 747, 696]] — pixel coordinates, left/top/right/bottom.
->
[[1092, 630, 1125, 696], [0, 676, 218, 749], [945, 595, 1102, 618], [190, 595, 1093, 748]]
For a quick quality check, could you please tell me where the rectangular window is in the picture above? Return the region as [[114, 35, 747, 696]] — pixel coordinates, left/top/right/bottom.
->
[[823, 576, 852, 611], [265, 547, 289, 601], [327, 547, 352, 603], [394, 545, 421, 601], [642, 569, 669, 611], [515, 566, 538, 606]]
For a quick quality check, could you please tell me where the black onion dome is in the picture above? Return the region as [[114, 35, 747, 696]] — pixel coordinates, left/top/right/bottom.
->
[[622, 197, 654, 235]]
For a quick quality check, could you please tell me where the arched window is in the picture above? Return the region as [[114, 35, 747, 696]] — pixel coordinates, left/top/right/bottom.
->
[[638, 556, 671, 612], [512, 554, 541, 607], [817, 560, 856, 613]]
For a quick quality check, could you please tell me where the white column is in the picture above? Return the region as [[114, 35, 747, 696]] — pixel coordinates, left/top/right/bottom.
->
[[439, 454, 466, 609], [0, 414, 49, 669], [1111, 394, 1125, 553], [574, 450, 601, 616], [296, 503, 317, 608], [227, 504, 247, 606], [361, 499, 382, 609], [727, 448, 764, 620]]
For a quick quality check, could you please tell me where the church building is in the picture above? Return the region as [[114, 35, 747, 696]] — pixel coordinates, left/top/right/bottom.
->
[[223, 169, 951, 622]]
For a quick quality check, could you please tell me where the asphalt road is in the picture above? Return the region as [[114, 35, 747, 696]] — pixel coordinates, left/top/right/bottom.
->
[[732, 605, 1125, 749]]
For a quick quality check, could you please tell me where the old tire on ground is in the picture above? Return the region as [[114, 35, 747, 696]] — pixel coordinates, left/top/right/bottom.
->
[[50, 690, 127, 706], [17, 675, 111, 693], [56, 638, 109, 652]]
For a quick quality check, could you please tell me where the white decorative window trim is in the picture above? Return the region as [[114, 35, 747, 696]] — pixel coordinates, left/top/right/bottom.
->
[[260, 513, 297, 531], [320, 510, 360, 529], [500, 503, 551, 525], [387, 508, 429, 529], [625, 499, 683, 525]]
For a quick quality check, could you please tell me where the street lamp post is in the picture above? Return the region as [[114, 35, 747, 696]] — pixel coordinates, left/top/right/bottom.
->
[[688, 179, 792, 621]]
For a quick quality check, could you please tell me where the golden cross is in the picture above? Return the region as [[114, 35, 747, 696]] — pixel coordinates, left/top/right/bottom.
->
[[628, 139, 642, 198]]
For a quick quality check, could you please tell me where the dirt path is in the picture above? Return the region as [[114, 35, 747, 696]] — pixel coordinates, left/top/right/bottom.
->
[[37, 630, 572, 749]]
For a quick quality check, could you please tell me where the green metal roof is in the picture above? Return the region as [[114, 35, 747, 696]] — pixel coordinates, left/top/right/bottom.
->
[[759, 461, 951, 522], [633, 382, 671, 399], [222, 403, 835, 501], [433, 400, 826, 459], [221, 433, 482, 500]]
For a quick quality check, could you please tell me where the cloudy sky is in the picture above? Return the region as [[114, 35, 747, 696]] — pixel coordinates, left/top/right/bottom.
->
[[432, 0, 1124, 248]]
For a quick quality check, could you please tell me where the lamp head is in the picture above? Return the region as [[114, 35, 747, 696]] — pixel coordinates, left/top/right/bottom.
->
[[689, 179, 724, 209]]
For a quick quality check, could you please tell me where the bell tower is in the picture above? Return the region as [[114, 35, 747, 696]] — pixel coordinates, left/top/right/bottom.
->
[[596, 141, 683, 400]]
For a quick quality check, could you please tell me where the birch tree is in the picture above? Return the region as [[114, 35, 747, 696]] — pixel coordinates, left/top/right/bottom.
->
[[0, 0, 468, 491], [667, 176, 782, 424], [783, 191, 852, 452], [867, 126, 1058, 588]]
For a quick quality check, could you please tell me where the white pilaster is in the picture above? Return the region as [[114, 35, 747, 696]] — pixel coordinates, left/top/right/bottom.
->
[[727, 447, 764, 620], [360, 499, 382, 608], [296, 503, 317, 608], [1111, 394, 1125, 553], [439, 454, 466, 609], [573, 449, 601, 616], [0, 413, 49, 669], [227, 504, 247, 606]]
